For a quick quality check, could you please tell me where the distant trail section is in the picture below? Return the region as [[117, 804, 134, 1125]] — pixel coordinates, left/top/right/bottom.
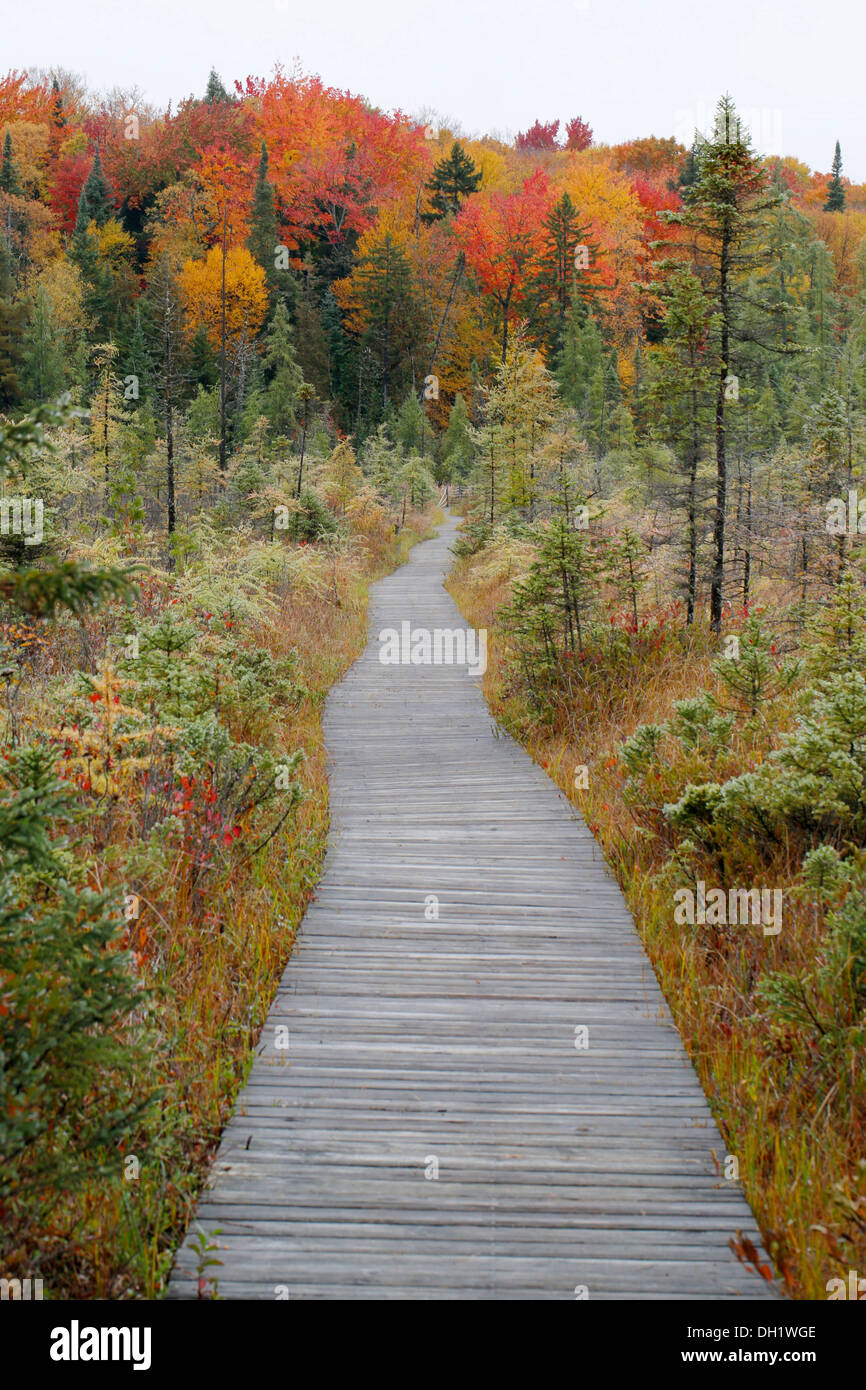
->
[[169, 513, 777, 1300]]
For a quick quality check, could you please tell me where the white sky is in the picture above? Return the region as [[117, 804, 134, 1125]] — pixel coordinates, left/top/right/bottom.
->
[[7, 0, 866, 180]]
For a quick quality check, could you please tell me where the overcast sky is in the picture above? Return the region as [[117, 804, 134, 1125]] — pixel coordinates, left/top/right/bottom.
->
[[8, 0, 866, 179]]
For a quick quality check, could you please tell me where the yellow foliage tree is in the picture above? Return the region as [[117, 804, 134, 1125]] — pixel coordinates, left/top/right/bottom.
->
[[32, 256, 86, 341], [805, 209, 866, 293], [179, 245, 268, 350], [464, 140, 508, 192], [555, 152, 645, 346], [315, 440, 363, 515], [0, 120, 50, 197]]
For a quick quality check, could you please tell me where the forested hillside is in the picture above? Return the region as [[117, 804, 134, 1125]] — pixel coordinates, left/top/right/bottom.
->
[[0, 63, 864, 1300]]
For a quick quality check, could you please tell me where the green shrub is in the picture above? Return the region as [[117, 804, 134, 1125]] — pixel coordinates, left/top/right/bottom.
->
[[451, 520, 492, 559], [0, 745, 153, 1263], [287, 489, 338, 543], [756, 854, 866, 1096]]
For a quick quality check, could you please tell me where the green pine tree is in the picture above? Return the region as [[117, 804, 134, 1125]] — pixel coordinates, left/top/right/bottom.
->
[[676, 94, 782, 631], [321, 286, 353, 418], [74, 150, 113, 236], [441, 392, 474, 482], [530, 192, 597, 355], [422, 141, 482, 223], [21, 284, 65, 403], [712, 616, 799, 716], [362, 422, 403, 502], [354, 233, 418, 413], [503, 514, 601, 701], [204, 68, 232, 104], [125, 304, 150, 402], [0, 744, 153, 1252], [142, 254, 190, 537], [262, 299, 304, 437], [0, 239, 26, 408], [0, 131, 21, 195], [824, 141, 846, 213], [609, 527, 648, 629], [805, 569, 866, 677], [189, 320, 219, 388], [291, 277, 332, 399], [643, 267, 717, 624], [676, 140, 699, 193], [394, 391, 424, 455], [247, 141, 279, 286], [50, 77, 66, 136], [555, 296, 601, 420], [400, 454, 436, 509]]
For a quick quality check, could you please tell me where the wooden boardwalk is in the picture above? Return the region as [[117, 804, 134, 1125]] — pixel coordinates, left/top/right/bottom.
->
[[169, 514, 777, 1301]]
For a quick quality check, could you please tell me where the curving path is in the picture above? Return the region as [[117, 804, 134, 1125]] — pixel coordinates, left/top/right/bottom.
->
[[169, 513, 777, 1301]]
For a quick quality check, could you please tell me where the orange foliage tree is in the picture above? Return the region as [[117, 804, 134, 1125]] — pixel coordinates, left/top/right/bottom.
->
[[454, 169, 552, 359], [241, 68, 428, 258]]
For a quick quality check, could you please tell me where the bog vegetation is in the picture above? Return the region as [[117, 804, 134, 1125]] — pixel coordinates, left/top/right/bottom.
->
[[0, 62, 863, 1297]]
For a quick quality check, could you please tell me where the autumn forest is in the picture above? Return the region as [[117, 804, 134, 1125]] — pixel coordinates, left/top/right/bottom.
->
[[2, 56, 866, 1312]]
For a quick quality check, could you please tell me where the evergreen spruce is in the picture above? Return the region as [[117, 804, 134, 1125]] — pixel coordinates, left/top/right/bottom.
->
[[204, 68, 232, 104], [711, 616, 799, 716], [676, 95, 781, 631], [441, 393, 474, 482], [824, 141, 846, 212], [21, 284, 65, 403], [643, 267, 716, 624], [262, 299, 304, 437], [189, 321, 219, 388], [247, 142, 280, 286], [0, 131, 21, 196], [0, 240, 26, 408], [530, 192, 597, 355], [321, 286, 354, 418], [74, 150, 113, 236], [394, 391, 424, 456], [354, 233, 417, 413], [422, 141, 482, 223]]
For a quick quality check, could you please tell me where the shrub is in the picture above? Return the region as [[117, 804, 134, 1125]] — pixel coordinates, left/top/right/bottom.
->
[[451, 520, 492, 559], [286, 489, 338, 543], [0, 744, 152, 1265], [756, 853, 866, 1099]]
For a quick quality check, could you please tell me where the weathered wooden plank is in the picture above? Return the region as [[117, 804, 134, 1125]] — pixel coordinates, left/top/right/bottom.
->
[[168, 515, 777, 1302], [185, 1203, 762, 1233]]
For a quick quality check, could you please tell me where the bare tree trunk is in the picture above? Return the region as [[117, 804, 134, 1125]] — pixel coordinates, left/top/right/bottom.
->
[[742, 457, 752, 606], [164, 278, 176, 540], [686, 383, 699, 627], [710, 235, 731, 632], [101, 363, 110, 486], [296, 397, 309, 498]]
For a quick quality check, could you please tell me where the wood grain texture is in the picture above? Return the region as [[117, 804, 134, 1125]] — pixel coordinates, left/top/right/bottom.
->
[[168, 515, 778, 1301]]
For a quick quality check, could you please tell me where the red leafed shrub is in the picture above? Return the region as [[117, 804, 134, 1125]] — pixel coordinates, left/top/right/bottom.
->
[[515, 119, 560, 151], [565, 116, 593, 151]]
